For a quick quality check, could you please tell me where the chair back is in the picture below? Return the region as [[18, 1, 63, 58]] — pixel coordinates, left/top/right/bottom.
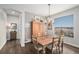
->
[[51, 37, 59, 49], [59, 34, 64, 44]]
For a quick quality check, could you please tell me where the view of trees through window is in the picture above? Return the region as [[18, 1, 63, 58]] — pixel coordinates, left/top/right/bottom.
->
[[54, 15, 74, 38]]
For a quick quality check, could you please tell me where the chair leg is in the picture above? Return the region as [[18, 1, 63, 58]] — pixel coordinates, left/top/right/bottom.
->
[[61, 43, 63, 53], [59, 42, 63, 54], [56, 45, 60, 54], [56, 46, 58, 53], [52, 48, 54, 53], [52, 46, 54, 53], [37, 50, 39, 54], [57, 46, 60, 54]]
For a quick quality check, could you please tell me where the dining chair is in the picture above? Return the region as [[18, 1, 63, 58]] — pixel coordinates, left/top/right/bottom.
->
[[46, 37, 59, 54], [58, 34, 64, 53], [46, 34, 64, 54], [32, 36, 43, 54]]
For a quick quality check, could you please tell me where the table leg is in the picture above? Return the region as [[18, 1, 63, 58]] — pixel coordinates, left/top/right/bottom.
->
[[43, 46, 46, 54]]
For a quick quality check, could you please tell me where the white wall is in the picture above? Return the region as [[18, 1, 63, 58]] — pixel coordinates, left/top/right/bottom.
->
[[0, 9, 6, 49], [25, 12, 43, 43], [7, 15, 19, 23], [25, 12, 37, 43], [52, 6, 79, 48]]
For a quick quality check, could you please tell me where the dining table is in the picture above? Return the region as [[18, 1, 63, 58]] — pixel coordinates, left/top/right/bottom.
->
[[36, 35, 58, 54]]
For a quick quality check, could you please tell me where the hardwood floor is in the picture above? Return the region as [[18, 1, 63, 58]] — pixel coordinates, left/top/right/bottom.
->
[[63, 43, 79, 54], [0, 40, 36, 54], [0, 40, 79, 54]]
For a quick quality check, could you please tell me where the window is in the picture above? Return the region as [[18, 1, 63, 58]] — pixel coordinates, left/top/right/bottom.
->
[[54, 15, 74, 38]]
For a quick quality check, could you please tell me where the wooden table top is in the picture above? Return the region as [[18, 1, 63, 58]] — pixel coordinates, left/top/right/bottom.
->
[[36, 36, 58, 46], [37, 37, 52, 46]]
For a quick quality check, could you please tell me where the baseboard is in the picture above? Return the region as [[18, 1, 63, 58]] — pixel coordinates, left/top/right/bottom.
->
[[0, 40, 7, 50], [64, 42, 79, 48], [25, 39, 31, 43]]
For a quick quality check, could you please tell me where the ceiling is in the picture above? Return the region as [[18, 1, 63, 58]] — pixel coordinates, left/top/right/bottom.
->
[[0, 4, 78, 16]]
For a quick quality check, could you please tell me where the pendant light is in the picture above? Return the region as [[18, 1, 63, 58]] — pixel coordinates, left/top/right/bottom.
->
[[48, 4, 50, 17], [47, 4, 52, 29]]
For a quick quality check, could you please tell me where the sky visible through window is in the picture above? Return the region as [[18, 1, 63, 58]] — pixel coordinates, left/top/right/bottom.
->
[[54, 15, 73, 27]]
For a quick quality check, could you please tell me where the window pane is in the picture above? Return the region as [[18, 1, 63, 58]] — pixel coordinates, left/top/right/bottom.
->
[[54, 15, 74, 37]]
